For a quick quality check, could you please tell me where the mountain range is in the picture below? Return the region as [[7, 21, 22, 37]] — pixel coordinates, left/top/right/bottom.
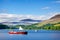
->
[[21, 19, 41, 22], [0, 14, 60, 30], [1, 19, 42, 25]]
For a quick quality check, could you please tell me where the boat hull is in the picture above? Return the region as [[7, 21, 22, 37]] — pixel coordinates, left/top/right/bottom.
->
[[8, 32, 27, 34]]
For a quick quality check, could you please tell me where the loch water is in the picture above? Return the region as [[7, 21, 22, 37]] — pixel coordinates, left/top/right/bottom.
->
[[0, 29, 60, 40]]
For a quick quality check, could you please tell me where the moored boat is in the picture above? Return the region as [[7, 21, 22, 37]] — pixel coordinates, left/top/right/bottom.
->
[[8, 26, 27, 34], [8, 31, 27, 34]]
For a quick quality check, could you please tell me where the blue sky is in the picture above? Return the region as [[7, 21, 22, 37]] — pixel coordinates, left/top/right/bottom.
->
[[0, 0, 60, 22]]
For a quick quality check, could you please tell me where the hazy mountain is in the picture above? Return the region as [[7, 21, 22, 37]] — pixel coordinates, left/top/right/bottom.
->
[[1, 19, 42, 25], [20, 19, 42, 25], [21, 19, 41, 22]]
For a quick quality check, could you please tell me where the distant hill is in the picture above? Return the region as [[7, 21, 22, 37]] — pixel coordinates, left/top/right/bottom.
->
[[37, 14, 60, 27], [21, 19, 42, 22], [1, 19, 42, 25]]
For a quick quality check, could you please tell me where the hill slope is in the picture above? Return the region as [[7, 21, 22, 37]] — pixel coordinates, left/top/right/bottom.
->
[[37, 14, 60, 27]]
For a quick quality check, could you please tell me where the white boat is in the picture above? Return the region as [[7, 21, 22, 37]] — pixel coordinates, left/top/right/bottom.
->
[[19, 26, 23, 30]]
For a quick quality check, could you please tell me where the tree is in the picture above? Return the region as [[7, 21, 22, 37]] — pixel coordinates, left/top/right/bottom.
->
[[0, 23, 9, 29]]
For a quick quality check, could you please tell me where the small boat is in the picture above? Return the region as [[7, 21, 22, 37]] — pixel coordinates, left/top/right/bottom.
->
[[8, 26, 27, 34], [8, 31, 27, 34]]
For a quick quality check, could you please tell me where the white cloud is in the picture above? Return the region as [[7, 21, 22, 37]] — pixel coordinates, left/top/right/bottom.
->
[[41, 7, 50, 10], [0, 12, 60, 22], [53, 1, 60, 3], [0, 13, 47, 22], [46, 12, 60, 19], [51, 12, 60, 17]]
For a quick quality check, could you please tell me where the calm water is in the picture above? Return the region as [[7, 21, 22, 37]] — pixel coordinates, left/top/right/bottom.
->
[[0, 29, 60, 40]]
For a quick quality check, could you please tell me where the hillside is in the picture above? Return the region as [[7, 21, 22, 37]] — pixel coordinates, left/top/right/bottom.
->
[[37, 14, 60, 27]]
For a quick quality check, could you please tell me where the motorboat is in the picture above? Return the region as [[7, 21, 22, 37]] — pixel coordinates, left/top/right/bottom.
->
[[8, 31, 27, 34], [8, 26, 27, 34]]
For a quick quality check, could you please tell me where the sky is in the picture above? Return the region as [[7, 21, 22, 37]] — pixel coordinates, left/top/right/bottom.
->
[[0, 0, 60, 22]]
